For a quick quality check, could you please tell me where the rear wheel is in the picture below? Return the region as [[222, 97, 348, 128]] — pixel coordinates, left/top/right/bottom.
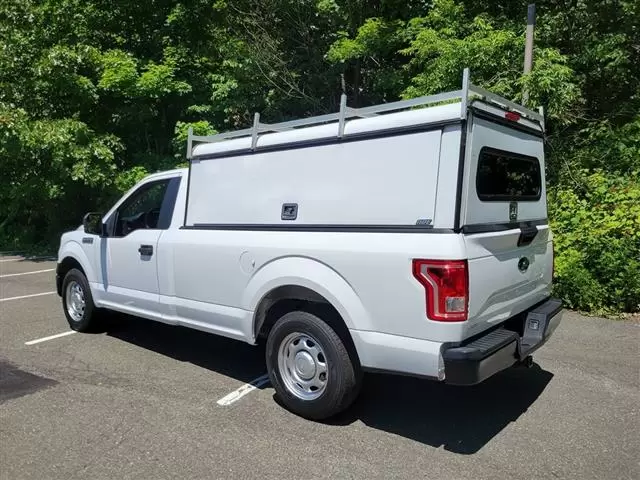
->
[[266, 310, 362, 420], [62, 268, 100, 332]]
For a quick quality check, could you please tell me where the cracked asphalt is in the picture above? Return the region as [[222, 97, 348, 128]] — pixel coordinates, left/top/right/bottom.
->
[[1, 256, 638, 480]]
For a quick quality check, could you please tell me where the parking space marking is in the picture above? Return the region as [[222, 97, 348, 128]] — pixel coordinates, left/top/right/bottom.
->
[[25, 330, 76, 345], [0, 291, 56, 302], [216, 373, 271, 406], [0, 268, 55, 278], [0, 258, 22, 263]]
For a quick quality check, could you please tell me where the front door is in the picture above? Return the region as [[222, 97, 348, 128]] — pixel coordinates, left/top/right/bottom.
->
[[101, 179, 171, 315]]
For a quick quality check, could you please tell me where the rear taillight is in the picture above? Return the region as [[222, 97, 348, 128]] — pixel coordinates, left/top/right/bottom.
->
[[412, 259, 468, 322]]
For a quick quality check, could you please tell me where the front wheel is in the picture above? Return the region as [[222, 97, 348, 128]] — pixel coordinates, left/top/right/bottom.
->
[[62, 268, 100, 332], [266, 310, 362, 420]]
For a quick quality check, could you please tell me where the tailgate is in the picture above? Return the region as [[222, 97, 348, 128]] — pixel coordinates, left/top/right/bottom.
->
[[464, 226, 553, 336], [460, 111, 552, 338]]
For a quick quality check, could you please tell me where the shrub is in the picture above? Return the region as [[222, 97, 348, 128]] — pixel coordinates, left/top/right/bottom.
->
[[549, 170, 640, 314]]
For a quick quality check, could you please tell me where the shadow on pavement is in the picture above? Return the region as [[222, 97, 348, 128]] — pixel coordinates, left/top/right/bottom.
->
[[104, 314, 553, 454], [105, 314, 265, 384], [0, 359, 58, 404], [330, 365, 553, 454]]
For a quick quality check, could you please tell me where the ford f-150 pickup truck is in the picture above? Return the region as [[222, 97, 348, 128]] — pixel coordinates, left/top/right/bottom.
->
[[56, 69, 562, 419]]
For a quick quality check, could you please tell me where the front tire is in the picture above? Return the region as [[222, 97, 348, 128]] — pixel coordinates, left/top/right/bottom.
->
[[266, 310, 362, 420], [62, 268, 99, 332]]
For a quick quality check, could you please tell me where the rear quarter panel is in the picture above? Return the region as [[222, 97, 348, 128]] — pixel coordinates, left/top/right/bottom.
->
[[165, 228, 471, 343]]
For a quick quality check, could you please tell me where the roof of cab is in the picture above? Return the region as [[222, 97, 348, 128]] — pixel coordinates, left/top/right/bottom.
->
[[145, 168, 188, 180]]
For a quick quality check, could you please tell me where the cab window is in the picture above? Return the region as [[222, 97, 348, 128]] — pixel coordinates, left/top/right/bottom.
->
[[113, 180, 170, 236]]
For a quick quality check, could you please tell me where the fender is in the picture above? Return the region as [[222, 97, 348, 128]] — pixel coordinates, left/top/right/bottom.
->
[[243, 256, 373, 334], [58, 240, 97, 284]]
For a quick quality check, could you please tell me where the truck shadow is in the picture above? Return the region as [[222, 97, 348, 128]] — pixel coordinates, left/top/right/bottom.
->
[[104, 314, 265, 384], [105, 314, 553, 455], [329, 366, 553, 454]]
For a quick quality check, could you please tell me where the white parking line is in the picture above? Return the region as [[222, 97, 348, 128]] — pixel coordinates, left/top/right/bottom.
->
[[0, 268, 55, 278], [216, 374, 271, 406], [0, 291, 56, 302], [0, 258, 21, 263], [25, 330, 77, 345]]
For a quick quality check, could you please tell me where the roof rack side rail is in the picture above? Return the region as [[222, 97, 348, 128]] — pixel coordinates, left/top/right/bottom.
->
[[187, 68, 544, 157], [188, 90, 465, 155], [467, 83, 544, 124]]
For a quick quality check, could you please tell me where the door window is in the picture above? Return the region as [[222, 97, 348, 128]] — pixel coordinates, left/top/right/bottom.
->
[[113, 180, 169, 236]]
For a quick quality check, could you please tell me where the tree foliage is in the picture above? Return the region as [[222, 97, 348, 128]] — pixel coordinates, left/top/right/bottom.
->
[[0, 0, 638, 313]]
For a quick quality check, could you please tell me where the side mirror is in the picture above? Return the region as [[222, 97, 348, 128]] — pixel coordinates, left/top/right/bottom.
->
[[83, 212, 105, 236]]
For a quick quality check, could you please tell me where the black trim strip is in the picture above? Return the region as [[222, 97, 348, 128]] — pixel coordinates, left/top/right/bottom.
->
[[460, 218, 548, 235], [191, 119, 461, 161], [158, 176, 182, 229], [182, 224, 456, 234], [470, 107, 544, 139], [453, 118, 469, 231], [361, 366, 439, 381], [183, 158, 193, 227]]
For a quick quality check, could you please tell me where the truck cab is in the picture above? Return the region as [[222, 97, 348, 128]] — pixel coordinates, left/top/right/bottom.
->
[[57, 169, 185, 321], [56, 69, 562, 420]]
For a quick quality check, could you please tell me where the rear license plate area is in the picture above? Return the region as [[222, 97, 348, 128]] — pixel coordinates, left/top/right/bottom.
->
[[516, 298, 563, 358]]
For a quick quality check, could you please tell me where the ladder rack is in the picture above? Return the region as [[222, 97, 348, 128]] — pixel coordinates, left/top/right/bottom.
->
[[187, 68, 544, 158]]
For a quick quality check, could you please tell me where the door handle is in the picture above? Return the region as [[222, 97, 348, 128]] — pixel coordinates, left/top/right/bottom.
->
[[517, 225, 538, 247], [138, 245, 153, 256]]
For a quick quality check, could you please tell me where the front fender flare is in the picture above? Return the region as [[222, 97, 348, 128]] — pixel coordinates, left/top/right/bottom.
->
[[58, 241, 96, 284]]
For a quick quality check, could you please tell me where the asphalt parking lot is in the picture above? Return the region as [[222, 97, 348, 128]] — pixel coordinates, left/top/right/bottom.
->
[[1, 256, 638, 480]]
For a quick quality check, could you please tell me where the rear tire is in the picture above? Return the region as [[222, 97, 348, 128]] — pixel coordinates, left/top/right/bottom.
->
[[62, 268, 100, 332], [266, 310, 362, 420]]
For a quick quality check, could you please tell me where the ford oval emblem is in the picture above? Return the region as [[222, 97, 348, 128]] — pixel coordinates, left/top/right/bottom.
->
[[518, 257, 530, 272]]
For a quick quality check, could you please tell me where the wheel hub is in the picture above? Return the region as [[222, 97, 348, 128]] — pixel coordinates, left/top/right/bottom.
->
[[65, 280, 85, 322], [277, 332, 328, 401], [294, 351, 316, 380]]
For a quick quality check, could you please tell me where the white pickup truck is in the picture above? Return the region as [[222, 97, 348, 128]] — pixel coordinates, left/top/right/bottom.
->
[[56, 70, 562, 419]]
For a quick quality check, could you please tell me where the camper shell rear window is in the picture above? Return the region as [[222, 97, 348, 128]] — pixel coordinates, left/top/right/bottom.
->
[[476, 147, 542, 201]]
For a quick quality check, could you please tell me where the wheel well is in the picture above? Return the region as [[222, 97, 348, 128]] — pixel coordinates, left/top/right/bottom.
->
[[58, 257, 85, 280], [254, 285, 360, 365]]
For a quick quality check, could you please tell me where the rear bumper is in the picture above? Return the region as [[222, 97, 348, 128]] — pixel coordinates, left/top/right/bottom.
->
[[442, 297, 563, 385]]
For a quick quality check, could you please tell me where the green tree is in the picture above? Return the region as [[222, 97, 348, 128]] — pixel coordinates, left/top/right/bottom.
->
[[0, 0, 637, 312]]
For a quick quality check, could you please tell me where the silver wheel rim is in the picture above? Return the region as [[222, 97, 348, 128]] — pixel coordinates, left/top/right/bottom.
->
[[277, 332, 328, 401], [65, 280, 85, 322]]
